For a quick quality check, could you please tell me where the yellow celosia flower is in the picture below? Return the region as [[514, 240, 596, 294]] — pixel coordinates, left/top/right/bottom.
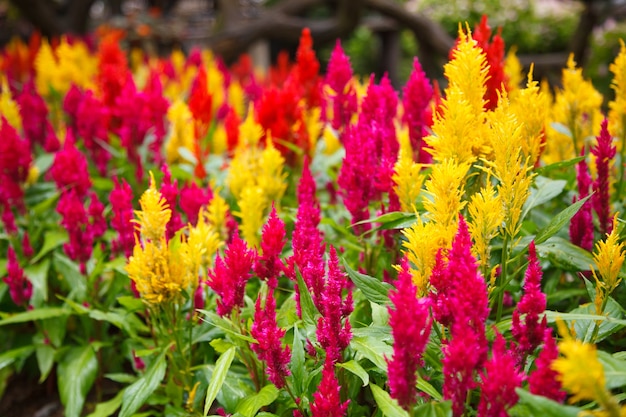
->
[[468, 180, 503, 282], [504, 47, 523, 98], [134, 173, 172, 243], [239, 105, 263, 148], [303, 107, 323, 155], [0, 77, 22, 131], [592, 215, 625, 315], [207, 60, 225, 116], [322, 125, 342, 155], [228, 81, 245, 118], [608, 39, 626, 152], [126, 237, 194, 305], [402, 217, 441, 296], [422, 159, 470, 233], [393, 128, 425, 212], [211, 124, 228, 155], [186, 207, 222, 273], [235, 186, 267, 248], [553, 335, 605, 403], [257, 137, 287, 203], [166, 100, 194, 164], [207, 190, 229, 241]]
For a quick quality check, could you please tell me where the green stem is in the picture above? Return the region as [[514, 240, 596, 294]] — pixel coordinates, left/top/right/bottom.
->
[[284, 381, 306, 416], [590, 293, 610, 344], [496, 233, 510, 323]]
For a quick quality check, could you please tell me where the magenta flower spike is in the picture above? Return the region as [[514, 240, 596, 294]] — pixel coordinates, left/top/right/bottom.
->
[[207, 231, 256, 317], [387, 257, 432, 410], [110, 177, 136, 258], [180, 182, 212, 226], [49, 130, 92, 198], [310, 356, 349, 417], [57, 189, 93, 273], [403, 58, 433, 163], [3, 247, 32, 306], [511, 241, 547, 362], [250, 289, 291, 388], [569, 153, 594, 251], [75, 90, 111, 176], [160, 164, 184, 239], [325, 41, 357, 131], [591, 118, 617, 235], [17, 79, 50, 149], [528, 329, 567, 403], [477, 332, 524, 417], [254, 205, 286, 289]]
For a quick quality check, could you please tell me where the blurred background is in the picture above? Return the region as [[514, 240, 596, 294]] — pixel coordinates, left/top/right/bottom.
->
[[1, 0, 624, 92]]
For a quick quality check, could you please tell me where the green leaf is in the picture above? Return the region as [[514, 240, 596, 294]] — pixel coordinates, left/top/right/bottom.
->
[[353, 211, 418, 231], [342, 259, 392, 306], [0, 345, 35, 371], [515, 389, 579, 417], [290, 325, 305, 396], [36, 344, 55, 383], [337, 360, 369, 387], [545, 310, 626, 326], [521, 176, 566, 220], [88, 309, 135, 336], [597, 350, 626, 389], [235, 384, 279, 417], [31, 230, 68, 263], [58, 344, 99, 417], [536, 236, 595, 272], [117, 295, 145, 312], [53, 253, 87, 299], [34, 153, 55, 174], [570, 297, 624, 343], [197, 310, 257, 343], [24, 259, 50, 306], [119, 348, 168, 417], [351, 336, 393, 371], [204, 347, 236, 416], [370, 384, 409, 417], [534, 195, 591, 245], [535, 155, 585, 175], [417, 378, 443, 401], [295, 268, 320, 327], [85, 389, 125, 417], [413, 401, 452, 417], [0, 307, 71, 326]]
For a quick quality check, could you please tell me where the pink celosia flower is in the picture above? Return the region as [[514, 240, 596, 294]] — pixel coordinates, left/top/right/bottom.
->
[[528, 329, 567, 403], [254, 206, 286, 289], [160, 164, 184, 239], [22, 232, 34, 258], [511, 241, 547, 363], [325, 41, 357, 131], [316, 247, 353, 364], [251, 290, 291, 388], [57, 190, 94, 273], [143, 69, 169, 166], [387, 257, 432, 410], [310, 356, 349, 417], [49, 131, 92, 198], [180, 181, 212, 226], [3, 247, 32, 306], [110, 177, 136, 258], [74, 89, 111, 176], [194, 280, 205, 311], [477, 332, 524, 417], [402, 58, 433, 163], [17, 79, 51, 149], [88, 192, 107, 239], [207, 232, 256, 317], [115, 77, 149, 182], [569, 152, 594, 251], [591, 118, 616, 235]]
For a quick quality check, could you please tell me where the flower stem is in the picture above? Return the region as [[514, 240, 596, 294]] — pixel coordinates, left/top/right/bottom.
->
[[496, 233, 510, 323]]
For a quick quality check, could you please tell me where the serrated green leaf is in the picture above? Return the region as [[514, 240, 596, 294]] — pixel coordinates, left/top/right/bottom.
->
[[204, 347, 236, 416], [85, 389, 125, 417], [351, 336, 393, 371], [337, 360, 369, 387], [413, 401, 452, 417], [31, 230, 68, 263], [119, 348, 168, 417], [534, 196, 590, 245], [58, 344, 99, 417], [235, 384, 279, 417], [515, 388, 579, 417], [0, 307, 71, 326], [370, 384, 409, 417], [342, 259, 392, 306]]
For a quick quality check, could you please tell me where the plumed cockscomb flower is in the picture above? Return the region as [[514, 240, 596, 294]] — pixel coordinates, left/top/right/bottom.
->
[[387, 257, 432, 411], [17, 79, 51, 149], [96, 30, 128, 109], [254, 206, 286, 289], [528, 329, 567, 402], [57, 190, 94, 273], [207, 232, 256, 317], [310, 356, 349, 417], [316, 246, 353, 364], [3, 247, 32, 306], [477, 332, 524, 417], [74, 89, 111, 176], [110, 177, 136, 258], [325, 41, 357, 131], [251, 290, 291, 388], [591, 118, 616, 235], [569, 153, 594, 251], [511, 241, 547, 362], [473, 15, 507, 110], [49, 131, 92, 198], [180, 181, 212, 226], [402, 57, 433, 163], [293, 28, 322, 109], [0, 116, 31, 230], [160, 164, 185, 239]]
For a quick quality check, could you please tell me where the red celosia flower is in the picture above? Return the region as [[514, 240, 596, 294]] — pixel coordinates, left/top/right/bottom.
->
[[402, 58, 433, 163], [110, 177, 136, 258], [96, 30, 128, 109], [22, 232, 34, 258], [3, 247, 32, 306], [511, 241, 547, 363], [387, 257, 432, 411], [269, 51, 292, 87], [325, 40, 357, 131], [143, 69, 169, 166], [17, 79, 51, 149], [57, 189, 94, 273], [207, 232, 256, 317], [569, 152, 594, 251], [224, 105, 240, 154], [160, 164, 185, 239], [189, 65, 213, 127], [310, 355, 349, 417], [254, 206, 286, 289], [74, 89, 111, 175], [180, 181, 212, 226], [591, 118, 616, 235], [473, 15, 507, 110], [0, 116, 31, 232], [49, 131, 92, 198], [316, 247, 353, 364], [251, 289, 291, 388], [88, 192, 107, 239], [477, 332, 524, 417], [528, 329, 567, 403], [293, 28, 322, 109]]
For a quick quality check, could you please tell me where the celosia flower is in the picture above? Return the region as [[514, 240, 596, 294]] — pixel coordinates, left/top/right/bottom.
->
[[608, 39, 626, 145], [402, 57, 433, 162], [235, 186, 267, 248], [293, 28, 322, 109], [310, 356, 349, 417], [387, 257, 432, 411], [477, 332, 524, 417], [22, 232, 34, 258], [393, 129, 426, 212], [166, 100, 195, 164], [591, 215, 625, 315], [73, 89, 111, 176], [325, 40, 357, 131], [49, 131, 92, 198], [96, 30, 128, 108], [180, 181, 212, 226], [186, 207, 222, 273], [134, 173, 172, 243], [591, 119, 616, 236], [511, 241, 547, 362], [569, 153, 594, 251], [57, 190, 94, 273], [142, 69, 169, 166], [88, 192, 107, 239], [254, 206, 286, 289], [472, 15, 507, 111], [160, 165, 185, 239], [468, 180, 504, 280], [250, 290, 291, 388], [3, 247, 32, 306], [528, 329, 566, 403], [17, 79, 51, 149], [110, 177, 136, 258], [316, 247, 353, 364], [189, 65, 213, 127], [207, 232, 256, 317]]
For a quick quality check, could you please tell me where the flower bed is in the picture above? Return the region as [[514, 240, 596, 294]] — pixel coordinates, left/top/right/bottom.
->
[[0, 18, 625, 417]]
